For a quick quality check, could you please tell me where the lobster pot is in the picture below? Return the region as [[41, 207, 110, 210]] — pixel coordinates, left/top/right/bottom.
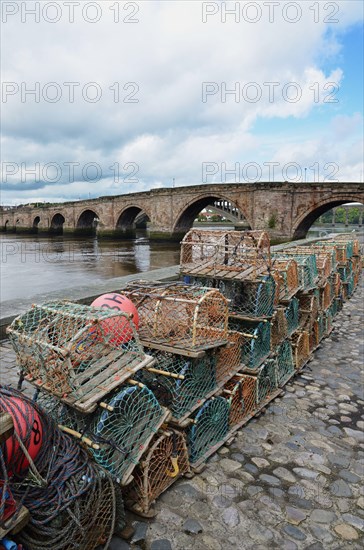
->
[[343, 274, 355, 300], [315, 315, 326, 343], [285, 297, 300, 336], [123, 284, 228, 352], [324, 309, 333, 336], [273, 254, 318, 291], [332, 235, 360, 256], [123, 429, 190, 515], [338, 264, 352, 283], [40, 385, 168, 485], [187, 275, 276, 319], [331, 272, 342, 298], [6, 301, 152, 413], [214, 330, 244, 383], [320, 280, 333, 311], [223, 375, 257, 428], [276, 340, 295, 387], [272, 259, 300, 301], [180, 229, 271, 274], [271, 308, 288, 349], [291, 331, 310, 370], [229, 319, 271, 372], [286, 248, 333, 282], [188, 397, 230, 466], [256, 360, 278, 404], [332, 297, 344, 315], [316, 241, 351, 263], [298, 292, 319, 330], [136, 350, 217, 422], [353, 268, 361, 289]]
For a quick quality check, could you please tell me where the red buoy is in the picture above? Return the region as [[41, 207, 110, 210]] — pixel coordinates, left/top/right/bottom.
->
[[91, 293, 139, 345]]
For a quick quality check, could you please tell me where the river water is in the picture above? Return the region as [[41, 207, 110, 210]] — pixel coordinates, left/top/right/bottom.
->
[[0, 231, 180, 301]]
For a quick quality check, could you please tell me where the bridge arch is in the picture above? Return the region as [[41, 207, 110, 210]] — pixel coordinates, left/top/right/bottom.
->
[[33, 216, 40, 232], [115, 206, 151, 236], [293, 196, 364, 239], [50, 213, 65, 235], [173, 194, 251, 235], [76, 209, 100, 236], [4, 220, 10, 232]]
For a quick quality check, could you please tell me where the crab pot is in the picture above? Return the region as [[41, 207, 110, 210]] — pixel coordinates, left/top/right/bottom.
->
[[122, 283, 228, 353], [324, 309, 334, 336], [297, 292, 319, 330], [223, 374, 257, 428], [338, 264, 352, 283], [272, 259, 300, 301], [287, 248, 334, 281], [6, 301, 152, 413], [276, 340, 295, 387], [136, 350, 217, 422], [187, 397, 230, 466], [180, 229, 271, 274], [320, 280, 333, 311], [186, 275, 276, 319], [332, 235, 361, 256], [273, 254, 318, 291], [333, 296, 344, 315], [38, 384, 168, 485], [271, 308, 288, 349], [291, 330, 310, 370], [285, 297, 300, 336], [214, 330, 245, 384], [256, 360, 278, 404], [343, 274, 355, 299], [229, 318, 271, 373], [316, 241, 351, 263], [123, 429, 190, 515]]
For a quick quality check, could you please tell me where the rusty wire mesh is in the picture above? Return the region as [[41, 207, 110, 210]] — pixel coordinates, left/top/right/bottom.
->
[[271, 258, 300, 301], [123, 429, 190, 515], [273, 254, 318, 291], [343, 274, 355, 299], [255, 360, 278, 404], [276, 339, 295, 387], [297, 292, 319, 330], [185, 274, 276, 319], [37, 383, 167, 485], [291, 330, 311, 370], [122, 283, 228, 352], [229, 318, 271, 372], [180, 229, 271, 276], [331, 235, 361, 256], [214, 330, 244, 383], [320, 280, 333, 311], [223, 374, 257, 428], [286, 247, 334, 281], [271, 308, 288, 349], [338, 264, 352, 283], [316, 241, 351, 263], [285, 297, 300, 336], [187, 397, 230, 465], [324, 309, 334, 336], [135, 350, 217, 421], [7, 301, 151, 412]]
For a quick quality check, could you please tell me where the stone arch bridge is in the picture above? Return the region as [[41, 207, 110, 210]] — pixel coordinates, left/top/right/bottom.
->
[[1, 182, 363, 242]]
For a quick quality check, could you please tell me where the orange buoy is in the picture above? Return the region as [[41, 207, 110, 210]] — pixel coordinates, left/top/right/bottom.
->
[[91, 293, 139, 345]]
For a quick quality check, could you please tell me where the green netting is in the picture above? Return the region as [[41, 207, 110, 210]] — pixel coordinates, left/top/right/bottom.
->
[[7, 301, 148, 410], [136, 350, 217, 420], [343, 274, 355, 298], [285, 297, 300, 336], [276, 340, 295, 387], [224, 375, 257, 428], [186, 275, 276, 319], [338, 264, 352, 283], [37, 384, 166, 484], [188, 397, 229, 464], [324, 309, 333, 336], [256, 360, 278, 404], [229, 319, 271, 371], [317, 240, 353, 259], [273, 254, 318, 291]]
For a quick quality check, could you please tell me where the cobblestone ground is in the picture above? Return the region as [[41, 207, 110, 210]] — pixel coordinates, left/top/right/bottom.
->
[[1, 279, 363, 550]]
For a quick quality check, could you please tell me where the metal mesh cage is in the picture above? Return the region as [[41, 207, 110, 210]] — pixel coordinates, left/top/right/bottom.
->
[[122, 283, 228, 353], [285, 297, 300, 336], [214, 330, 244, 384], [229, 319, 271, 372], [272, 259, 300, 301], [291, 330, 310, 370], [223, 374, 257, 428], [324, 309, 333, 336], [338, 264, 352, 283], [343, 274, 355, 299], [320, 280, 333, 311], [276, 339, 295, 387], [286, 247, 334, 280], [180, 229, 271, 275], [136, 350, 217, 422], [7, 301, 152, 413], [273, 254, 318, 291], [188, 397, 230, 465], [123, 429, 190, 515], [271, 308, 288, 348], [315, 241, 351, 262], [38, 384, 168, 485], [185, 275, 276, 319], [330, 235, 360, 256], [256, 360, 278, 404]]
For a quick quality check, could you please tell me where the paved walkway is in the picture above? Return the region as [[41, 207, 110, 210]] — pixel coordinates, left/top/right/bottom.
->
[[1, 279, 363, 550]]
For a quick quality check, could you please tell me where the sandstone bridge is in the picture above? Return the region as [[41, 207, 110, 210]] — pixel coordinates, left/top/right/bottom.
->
[[1, 182, 363, 242]]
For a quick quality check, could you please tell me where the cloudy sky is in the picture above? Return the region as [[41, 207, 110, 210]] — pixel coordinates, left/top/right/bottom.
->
[[1, 0, 363, 204]]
